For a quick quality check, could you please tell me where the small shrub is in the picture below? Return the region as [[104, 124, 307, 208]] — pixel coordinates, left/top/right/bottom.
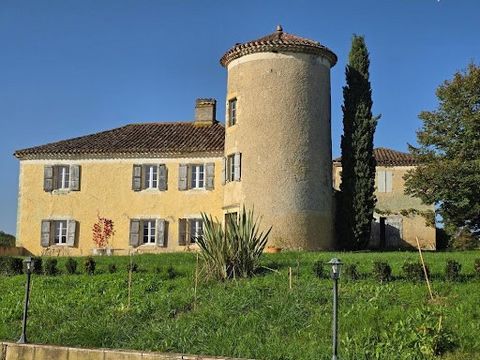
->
[[313, 260, 327, 279], [65, 258, 78, 274], [166, 265, 177, 279], [31, 257, 43, 275], [0, 257, 23, 275], [445, 260, 461, 281], [108, 264, 117, 273], [84, 257, 96, 275], [474, 258, 480, 278], [44, 258, 59, 276], [402, 261, 429, 281], [372, 261, 392, 283], [344, 263, 360, 281], [127, 262, 139, 273]]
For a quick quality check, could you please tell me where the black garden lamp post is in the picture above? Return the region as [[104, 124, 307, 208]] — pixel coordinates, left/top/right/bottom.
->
[[18, 256, 34, 344], [328, 257, 342, 360]]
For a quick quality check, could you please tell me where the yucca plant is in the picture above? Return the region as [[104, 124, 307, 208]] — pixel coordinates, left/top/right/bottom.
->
[[197, 207, 271, 280]]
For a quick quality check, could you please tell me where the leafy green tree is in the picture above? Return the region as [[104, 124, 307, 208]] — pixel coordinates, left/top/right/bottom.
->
[[0, 231, 15, 247], [337, 35, 379, 250], [404, 63, 480, 236]]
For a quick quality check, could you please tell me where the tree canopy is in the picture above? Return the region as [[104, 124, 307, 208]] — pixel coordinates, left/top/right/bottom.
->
[[404, 63, 480, 235]]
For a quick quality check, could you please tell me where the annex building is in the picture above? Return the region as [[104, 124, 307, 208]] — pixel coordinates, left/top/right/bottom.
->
[[14, 27, 435, 256]]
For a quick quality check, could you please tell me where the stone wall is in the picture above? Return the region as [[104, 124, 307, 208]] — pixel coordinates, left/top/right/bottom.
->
[[0, 342, 252, 360]]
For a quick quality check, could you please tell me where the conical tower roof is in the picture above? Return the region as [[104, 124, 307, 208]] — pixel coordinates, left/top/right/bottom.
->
[[220, 25, 337, 67]]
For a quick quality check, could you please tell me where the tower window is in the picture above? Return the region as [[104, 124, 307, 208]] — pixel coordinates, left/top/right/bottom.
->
[[228, 98, 237, 126]]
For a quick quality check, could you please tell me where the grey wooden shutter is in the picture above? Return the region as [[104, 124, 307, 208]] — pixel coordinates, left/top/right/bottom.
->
[[178, 218, 187, 245], [386, 171, 393, 193], [156, 219, 166, 247], [41, 220, 51, 247], [178, 164, 188, 191], [377, 170, 386, 193], [129, 219, 141, 247], [222, 157, 226, 184], [70, 165, 81, 191], [52, 166, 60, 190], [188, 219, 196, 243], [66, 220, 76, 246], [206, 163, 215, 190], [132, 165, 142, 191], [158, 164, 167, 191], [44, 166, 54, 192], [234, 153, 241, 181]]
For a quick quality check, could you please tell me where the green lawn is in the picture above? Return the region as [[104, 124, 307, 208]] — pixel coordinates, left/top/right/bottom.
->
[[1, 251, 480, 360]]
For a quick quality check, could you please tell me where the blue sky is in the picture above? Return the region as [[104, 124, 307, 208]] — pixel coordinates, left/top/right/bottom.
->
[[0, 0, 479, 234]]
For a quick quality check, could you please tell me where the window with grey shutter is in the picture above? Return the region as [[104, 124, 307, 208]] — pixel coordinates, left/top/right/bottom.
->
[[129, 219, 140, 247], [234, 153, 242, 181], [132, 165, 142, 191], [386, 171, 393, 193], [222, 157, 226, 185], [178, 164, 188, 191], [206, 163, 215, 190], [377, 170, 386, 193], [156, 219, 166, 247], [158, 164, 168, 191], [178, 218, 187, 245], [70, 165, 81, 191], [41, 220, 51, 247], [44, 166, 54, 192], [66, 220, 76, 246]]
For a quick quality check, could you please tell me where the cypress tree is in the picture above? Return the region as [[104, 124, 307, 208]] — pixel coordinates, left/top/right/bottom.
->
[[337, 35, 378, 250]]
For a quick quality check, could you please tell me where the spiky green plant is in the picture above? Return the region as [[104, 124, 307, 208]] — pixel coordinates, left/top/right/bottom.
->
[[197, 207, 271, 280]]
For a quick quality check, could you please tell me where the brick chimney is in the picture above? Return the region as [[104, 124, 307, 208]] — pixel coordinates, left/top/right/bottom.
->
[[194, 98, 216, 126]]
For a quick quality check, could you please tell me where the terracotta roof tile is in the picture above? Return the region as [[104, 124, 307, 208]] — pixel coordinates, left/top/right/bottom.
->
[[333, 148, 417, 166], [220, 25, 337, 67], [14, 122, 225, 159]]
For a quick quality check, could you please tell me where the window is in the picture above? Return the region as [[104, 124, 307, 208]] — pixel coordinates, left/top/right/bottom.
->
[[144, 165, 158, 189], [44, 165, 81, 192], [191, 164, 205, 189], [377, 170, 393, 193], [132, 164, 167, 191], [54, 220, 68, 244], [142, 220, 156, 244], [178, 163, 215, 191], [224, 153, 241, 183], [129, 219, 167, 247], [178, 218, 204, 245], [40, 219, 77, 247], [228, 98, 237, 126]]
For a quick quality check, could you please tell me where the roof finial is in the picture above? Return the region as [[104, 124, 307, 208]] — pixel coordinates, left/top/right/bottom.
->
[[276, 24, 283, 32]]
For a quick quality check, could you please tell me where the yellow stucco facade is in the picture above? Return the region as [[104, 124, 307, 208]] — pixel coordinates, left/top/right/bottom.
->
[[333, 164, 436, 250], [16, 155, 224, 256]]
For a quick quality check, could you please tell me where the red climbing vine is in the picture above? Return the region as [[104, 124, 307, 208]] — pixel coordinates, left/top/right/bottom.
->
[[92, 216, 115, 248]]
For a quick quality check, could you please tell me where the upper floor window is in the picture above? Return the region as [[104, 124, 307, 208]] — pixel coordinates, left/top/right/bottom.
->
[[228, 98, 237, 126], [178, 163, 215, 191], [377, 170, 393, 193], [40, 219, 77, 247], [132, 164, 167, 191], [44, 165, 81, 192], [191, 164, 205, 189], [223, 153, 241, 183]]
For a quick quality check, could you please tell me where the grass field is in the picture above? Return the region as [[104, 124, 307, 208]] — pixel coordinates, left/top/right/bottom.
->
[[1, 251, 480, 360]]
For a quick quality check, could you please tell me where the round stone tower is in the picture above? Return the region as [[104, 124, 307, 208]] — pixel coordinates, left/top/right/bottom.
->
[[220, 26, 337, 250]]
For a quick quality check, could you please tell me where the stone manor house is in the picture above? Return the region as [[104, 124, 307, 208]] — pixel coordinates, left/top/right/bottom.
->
[[14, 27, 435, 256]]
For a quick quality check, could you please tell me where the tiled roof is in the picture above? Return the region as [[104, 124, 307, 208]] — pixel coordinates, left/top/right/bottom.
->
[[14, 122, 225, 159], [333, 148, 418, 166], [220, 25, 337, 67]]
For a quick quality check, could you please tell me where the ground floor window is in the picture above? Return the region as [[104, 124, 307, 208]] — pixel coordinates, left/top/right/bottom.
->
[[41, 219, 76, 247], [54, 220, 68, 244], [143, 219, 156, 244]]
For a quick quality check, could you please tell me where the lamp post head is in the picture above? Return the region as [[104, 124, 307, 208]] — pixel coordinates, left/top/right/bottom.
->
[[23, 257, 34, 274], [328, 258, 342, 280]]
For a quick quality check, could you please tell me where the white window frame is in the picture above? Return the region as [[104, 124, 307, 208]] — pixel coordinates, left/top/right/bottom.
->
[[145, 165, 158, 189], [54, 220, 68, 245], [227, 155, 235, 182], [58, 166, 70, 189], [142, 219, 156, 245], [228, 98, 237, 126], [190, 218, 203, 243], [191, 164, 205, 189]]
